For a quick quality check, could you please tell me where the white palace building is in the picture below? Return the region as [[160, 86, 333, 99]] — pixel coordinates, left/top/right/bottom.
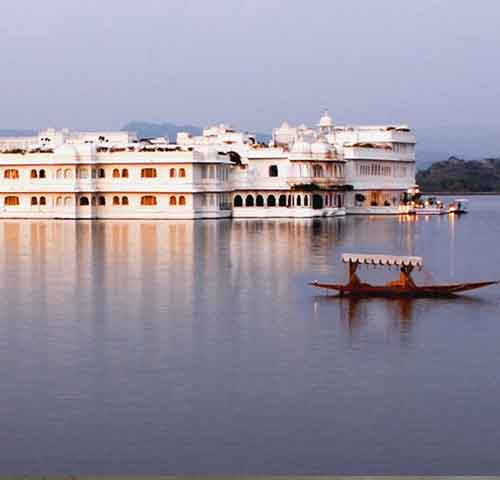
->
[[0, 111, 416, 219]]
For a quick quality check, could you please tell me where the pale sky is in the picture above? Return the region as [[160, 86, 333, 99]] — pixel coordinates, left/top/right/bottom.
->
[[1, 0, 500, 155]]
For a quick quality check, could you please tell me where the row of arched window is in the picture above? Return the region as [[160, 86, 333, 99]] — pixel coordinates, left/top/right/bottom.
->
[[3, 195, 189, 208], [233, 193, 343, 208], [5, 196, 48, 206], [3, 167, 189, 180], [234, 194, 308, 208], [78, 195, 187, 207], [78, 167, 188, 179]]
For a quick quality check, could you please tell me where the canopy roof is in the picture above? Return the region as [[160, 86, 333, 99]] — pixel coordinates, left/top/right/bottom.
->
[[342, 253, 423, 268]]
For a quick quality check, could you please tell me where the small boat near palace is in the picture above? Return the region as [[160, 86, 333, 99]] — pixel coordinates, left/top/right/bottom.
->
[[414, 197, 447, 215], [448, 198, 469, 214], [309, 253, 498, 298]]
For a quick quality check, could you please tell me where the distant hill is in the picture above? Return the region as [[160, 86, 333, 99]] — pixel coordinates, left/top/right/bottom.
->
[[0, 129, 36, 137], [417, 156, 500, 193], [121, 121, 271, 144], [121, 122, 202, 141]]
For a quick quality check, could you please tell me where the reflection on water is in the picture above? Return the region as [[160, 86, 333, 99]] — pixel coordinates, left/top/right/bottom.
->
[[313, 293, 494, 345], [2, 201, 500, 474]]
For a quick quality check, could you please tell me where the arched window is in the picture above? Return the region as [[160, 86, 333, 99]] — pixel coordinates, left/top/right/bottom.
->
[[79, 196, 89, 206], [98, 196, 106, 206], [256, 195, 264, 207], [179, 168, 186, 177], [56, 169, 63, 179], [279, 195, 287, 207], [5, 196, 20, 206], [245, 195, 254, 207], [169, 196, 177, 206], [121, 168, 129, 178], [30, 169, 38, 179], [98, 168, 105, 178], [122, 196, 129, 205], [304, 195, 309, 207], [56, 196, 63, 207], [40, 196, 46, 206], [64, 168, 72, 178], [4, 169, 20, 179], [79, 168, 89, 179], [91, 168, 97, 178], [169, 168, 176, 178], [267, 195, 276, 207], [39, 169, 46, 178], [296, 195, 301, 206], [113, 196, 120, 205], [31, 196, 38, 206], [269, 165, 278, 177], [141, 195, 157, 206], [234, 195, 243, 207], [64, 197, 72, 207], [112, 168, 120, 178], [179, 196, 186, 206], [141, 168, 157, 178]]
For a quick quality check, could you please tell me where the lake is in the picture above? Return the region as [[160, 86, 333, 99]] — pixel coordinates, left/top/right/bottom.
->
[[1, 195, 500, 474]]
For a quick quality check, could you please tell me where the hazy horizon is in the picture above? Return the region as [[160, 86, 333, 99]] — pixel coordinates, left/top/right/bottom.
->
[[2, 0, 500, 156]]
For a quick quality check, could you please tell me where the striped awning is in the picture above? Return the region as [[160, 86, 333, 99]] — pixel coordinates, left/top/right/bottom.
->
[[342, 253, 423, 268]]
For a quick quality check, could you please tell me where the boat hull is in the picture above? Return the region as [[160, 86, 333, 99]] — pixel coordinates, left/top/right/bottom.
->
[[414, 208, 447, 215], [309, 280, 498, 298]]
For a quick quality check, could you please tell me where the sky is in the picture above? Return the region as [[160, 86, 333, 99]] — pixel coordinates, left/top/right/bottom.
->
[[1, 0, 500, 156]]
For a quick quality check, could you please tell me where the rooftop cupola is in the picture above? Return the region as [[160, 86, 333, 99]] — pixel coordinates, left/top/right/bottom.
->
[[318, 109, 334, 134]]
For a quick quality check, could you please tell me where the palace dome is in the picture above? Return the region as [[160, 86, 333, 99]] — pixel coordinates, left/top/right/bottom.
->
[[318, 110, 333, 128], [311, 137, 330, 154], [291, 138, 311, 154]]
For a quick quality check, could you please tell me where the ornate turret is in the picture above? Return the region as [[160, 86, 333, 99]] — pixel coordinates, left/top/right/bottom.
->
[[318, 109, 335, 141]]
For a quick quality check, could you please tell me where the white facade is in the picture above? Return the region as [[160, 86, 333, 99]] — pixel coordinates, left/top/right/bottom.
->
[[0, 112, 416, 219]]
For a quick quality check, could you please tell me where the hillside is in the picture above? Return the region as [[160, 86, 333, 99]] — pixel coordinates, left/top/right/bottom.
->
[[121, 121, 272, 144], [417, 157, 500, 193], [0, 129, 36, 137], [121, 121, 202, 141]]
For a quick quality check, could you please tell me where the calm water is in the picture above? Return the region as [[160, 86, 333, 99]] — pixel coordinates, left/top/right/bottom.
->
[[1, 196, 500, 474]]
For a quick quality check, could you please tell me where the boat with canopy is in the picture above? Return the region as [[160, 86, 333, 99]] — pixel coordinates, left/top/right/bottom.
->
[[309, 253, 498, 297]]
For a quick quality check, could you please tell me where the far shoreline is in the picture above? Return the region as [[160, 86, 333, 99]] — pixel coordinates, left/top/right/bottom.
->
[[422, 192, 500, 196]]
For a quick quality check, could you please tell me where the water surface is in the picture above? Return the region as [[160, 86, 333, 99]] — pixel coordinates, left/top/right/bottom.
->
[[1, 196, 500, 474]]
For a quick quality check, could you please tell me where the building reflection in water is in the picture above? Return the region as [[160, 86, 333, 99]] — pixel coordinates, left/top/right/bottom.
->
[[0, 217, 348, 362]]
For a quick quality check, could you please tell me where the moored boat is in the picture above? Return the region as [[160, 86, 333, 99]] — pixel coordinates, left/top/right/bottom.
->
[[414, 197, 446, 215], [448, 198, 469, 214], [309, 253, 498, 298]]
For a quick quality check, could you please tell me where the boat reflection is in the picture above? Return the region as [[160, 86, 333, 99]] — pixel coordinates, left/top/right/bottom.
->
[[313, 294, 492, 344]]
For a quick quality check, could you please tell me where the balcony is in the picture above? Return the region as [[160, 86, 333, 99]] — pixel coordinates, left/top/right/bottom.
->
[[344, 147, 415, 162], [287, 176, 346, 190]]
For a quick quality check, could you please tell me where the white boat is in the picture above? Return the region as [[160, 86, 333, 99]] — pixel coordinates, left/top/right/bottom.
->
[[414, 197, 446, 215], [448, 198, 469, 214]]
